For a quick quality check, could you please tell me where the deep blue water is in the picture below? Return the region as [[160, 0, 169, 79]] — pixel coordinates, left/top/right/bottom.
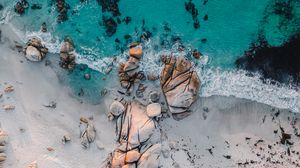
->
[[0, 0, 299, 112]]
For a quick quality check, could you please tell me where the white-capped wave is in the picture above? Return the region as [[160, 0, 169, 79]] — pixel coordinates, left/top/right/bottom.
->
[[198, 68, 300, 112]]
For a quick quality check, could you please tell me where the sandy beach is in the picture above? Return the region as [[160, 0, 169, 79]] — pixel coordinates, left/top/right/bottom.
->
[[1, 23, 300, 168]]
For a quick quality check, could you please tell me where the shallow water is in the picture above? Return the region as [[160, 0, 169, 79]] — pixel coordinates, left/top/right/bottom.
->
[[0, 0, 299, 112]]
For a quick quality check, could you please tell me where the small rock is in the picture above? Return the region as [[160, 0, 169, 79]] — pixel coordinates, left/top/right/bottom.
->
[[2, 105, 15, 111], [62, 135, 71, 144], [80, 117, 89, 123], [0, 153, 6, 162], [109, 101, 125, 116], [27, 161, 38, 168], [149, 91, 160, 103], [43, 101, 56, 108], [147, 72, 159, 81], [146, 103, 161, 118], [46, 147, 54, 151], [107, 112, 114, 121], [84, 73, 91, 80], [4, 85, 14, 93]]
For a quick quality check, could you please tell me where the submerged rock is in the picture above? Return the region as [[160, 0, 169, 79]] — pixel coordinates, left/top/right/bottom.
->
[[24, 37, 48, 62], [14, 0, 29, 15], [160, 55, 200, 120]]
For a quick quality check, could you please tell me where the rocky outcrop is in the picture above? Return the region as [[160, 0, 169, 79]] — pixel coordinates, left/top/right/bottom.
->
[[14, 0, 29, 15], [59, 37, 76, 70], [118, 43, 145, 93], [160, 55, 200, 120], [0, 128, 8, 167], [103, 101, 161, 168], [24, 37, 48, 62]]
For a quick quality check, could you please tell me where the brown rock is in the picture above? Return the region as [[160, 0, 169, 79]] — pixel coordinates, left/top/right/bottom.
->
[[160, 55, 200, 119], [125, 149, 141, 163]]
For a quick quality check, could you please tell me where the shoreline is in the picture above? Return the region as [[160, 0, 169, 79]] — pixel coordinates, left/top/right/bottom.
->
[[1, 23, 300, 167]]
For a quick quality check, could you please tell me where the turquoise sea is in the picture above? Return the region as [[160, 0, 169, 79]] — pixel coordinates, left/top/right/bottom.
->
[[0, 0, 299, 112]]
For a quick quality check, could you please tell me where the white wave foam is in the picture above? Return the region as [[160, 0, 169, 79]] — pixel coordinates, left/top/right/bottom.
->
[[198, 68, 300, 112], [3, 19, 299, 112], [0, 3, 17, 24]]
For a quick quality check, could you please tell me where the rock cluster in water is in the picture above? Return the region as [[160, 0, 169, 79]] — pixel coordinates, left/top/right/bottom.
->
[[60, 37, 76, 70], [24, 37, 48, 62], [118, 43, 145, 93], [160, 55, 200, 120], [55, 0, 70, 23], [184, 0, 200, 29]]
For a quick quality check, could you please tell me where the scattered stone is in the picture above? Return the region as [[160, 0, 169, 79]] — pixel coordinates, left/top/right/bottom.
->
[[46, 147, 54, 151], [2, 105, 15, 111], [203, 107, 209, 112], [4, 85, 14, 93], [201, 38, 207, 43], [146, 103, 162, 118], [80, 117, 89, 124], [43, 101, 56, 108], [24, 37, 48, 61], [223, 155, 231, 159], [62, 135, 71, 144], [26, 161, 38, 168]]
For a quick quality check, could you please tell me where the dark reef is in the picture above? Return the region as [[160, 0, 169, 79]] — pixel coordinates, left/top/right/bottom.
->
[[235, 33, 300, 85]]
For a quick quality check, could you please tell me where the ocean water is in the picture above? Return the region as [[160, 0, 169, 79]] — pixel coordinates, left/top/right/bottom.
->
[[0, 0, 299, 112]]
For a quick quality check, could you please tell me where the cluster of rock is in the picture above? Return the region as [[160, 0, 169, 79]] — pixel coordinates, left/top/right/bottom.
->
[[14, 0, 29, 15], [59, 37, 76, 70], [0, 129, 8, 167], [160, 55, 200, 120], [79, 117, 96, 148], [118, 43, 145, 93], [55, 0, 70, 23], [24, 37, 48, 62], [185, 0, 200, 29], [103, 100, 162, 168]]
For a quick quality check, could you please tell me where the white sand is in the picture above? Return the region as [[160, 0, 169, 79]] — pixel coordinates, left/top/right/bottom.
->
[[1, 24, 300, 168]]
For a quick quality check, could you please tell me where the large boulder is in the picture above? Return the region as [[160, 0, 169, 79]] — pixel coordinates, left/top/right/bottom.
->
[[59, 37, 76, 70], [24, 37, 48, 61], [160, 55, 200, 120]]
